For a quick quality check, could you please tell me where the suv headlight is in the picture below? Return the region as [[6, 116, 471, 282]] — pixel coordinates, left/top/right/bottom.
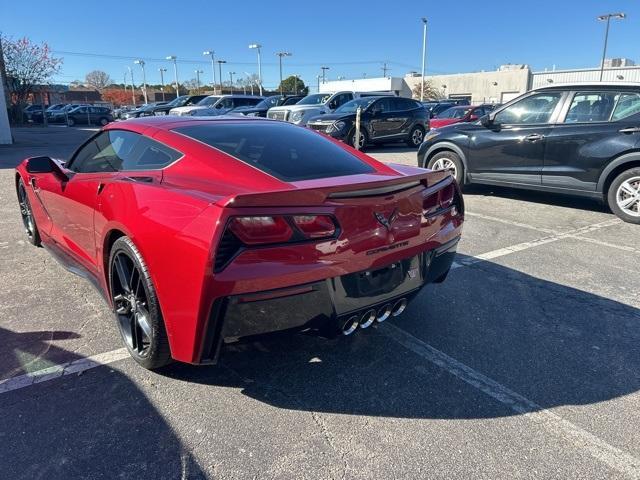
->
[[331, 120, 347, 131], [290, 111, 303, 122]]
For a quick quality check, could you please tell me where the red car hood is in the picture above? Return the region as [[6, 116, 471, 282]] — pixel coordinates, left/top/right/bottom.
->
[[429, 118, 460, 129]]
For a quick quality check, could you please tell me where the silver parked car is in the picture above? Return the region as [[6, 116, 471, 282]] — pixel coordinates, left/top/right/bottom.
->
[[169, 95, 263, 116]]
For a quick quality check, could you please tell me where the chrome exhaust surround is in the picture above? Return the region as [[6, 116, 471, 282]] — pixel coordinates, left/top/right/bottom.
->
[[342, 315, 360, 336], [391, 298, 408, 317], [359, 309, 376, 329], [376, 304, 393, 323]]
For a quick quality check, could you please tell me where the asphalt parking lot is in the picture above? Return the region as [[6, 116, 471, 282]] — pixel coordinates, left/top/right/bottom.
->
[[1, 127, 639, 479]]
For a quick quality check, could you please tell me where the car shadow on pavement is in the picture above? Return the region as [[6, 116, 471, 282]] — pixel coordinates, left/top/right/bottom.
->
[[161, 254, 639, 421], [462, 183, 609, 214], [0, 327, 208, 480]]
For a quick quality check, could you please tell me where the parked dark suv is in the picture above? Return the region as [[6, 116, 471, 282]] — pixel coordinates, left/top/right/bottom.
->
[[307, 96, 429, 149], [418, 83, 640, 223], [65, 106, 114, 126]]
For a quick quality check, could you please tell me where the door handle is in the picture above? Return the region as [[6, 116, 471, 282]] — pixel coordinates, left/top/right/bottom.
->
[[524, 133, 544, 142], [388, 117, 404, 121], [97, 182, 105, 194], [618, 127, 640, 134]]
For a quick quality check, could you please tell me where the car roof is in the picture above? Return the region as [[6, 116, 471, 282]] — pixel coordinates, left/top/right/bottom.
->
[[535, 81, 640, 90], [107, 114, 270, 131]]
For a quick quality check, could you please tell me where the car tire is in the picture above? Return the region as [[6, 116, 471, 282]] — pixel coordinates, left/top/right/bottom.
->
[[109, 236, 172, 369], [17, 178, 41, 246], [349, 128, 368, 151], [99, 117, 109, 126], [427, 151, 464, 185], [67, 117, 75, 127], [607, 167, 640, 224], [406, 125, 425, 148]]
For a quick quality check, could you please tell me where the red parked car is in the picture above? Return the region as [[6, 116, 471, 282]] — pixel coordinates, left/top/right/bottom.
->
[[15, 116, 464, 369], [429, 105, 492, 129]]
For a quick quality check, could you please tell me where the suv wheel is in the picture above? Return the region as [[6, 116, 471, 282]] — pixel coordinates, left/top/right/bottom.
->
[[99, 117, 109, 126], [607, 167, 640, 224], [406, 126, 424, 148], [67, 117, 75, 127], [427, 151, 464, 185], [350, 128, 368, 150]]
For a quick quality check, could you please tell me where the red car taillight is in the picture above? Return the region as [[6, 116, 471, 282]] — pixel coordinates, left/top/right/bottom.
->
[[422, 181, 462, 217], [228, 216, 293, 245], [291, 215, 336, 239], [216, 214, 338, 271]]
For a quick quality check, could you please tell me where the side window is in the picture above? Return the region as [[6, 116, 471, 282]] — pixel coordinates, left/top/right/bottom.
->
[[375, 98, 393, 113], [495, 92, 563, 125], [336, 93, 353, 107], [564, 92, 618, 123], [611, 93, 640, 121], [389, 97, 406, 111], [70, 131, 137, 173], [123, 136, 182, 170]]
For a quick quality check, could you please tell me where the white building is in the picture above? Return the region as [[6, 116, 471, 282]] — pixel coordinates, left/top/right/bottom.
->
[[319, 77, 412, 97], [530, 65, 640, 89]]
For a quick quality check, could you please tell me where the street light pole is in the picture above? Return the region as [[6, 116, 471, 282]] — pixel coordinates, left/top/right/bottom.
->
[[321, 66, 329, 84], [203, 50, 216, 93], [134, 59, 148, 104], [597, 13, 626, 81], [317, 75, 321, 93], [229, 71, 236, 93], [166, 56, 179, 99], [275, 52, 292, 95], [420, 17, 428, 101], [216, 60, 226, 94], [248, 44, 263, 95], [158, 68, 167, 101]]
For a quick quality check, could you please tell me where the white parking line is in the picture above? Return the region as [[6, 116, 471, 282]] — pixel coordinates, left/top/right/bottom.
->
[[451, 218, 622, 270], [0, 348, 128, 394], [382, 324, 640, 479]]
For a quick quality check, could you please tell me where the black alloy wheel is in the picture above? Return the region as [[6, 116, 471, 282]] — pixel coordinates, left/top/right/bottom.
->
[[17, 178, 41, 246], [109, 236, 171, 369]]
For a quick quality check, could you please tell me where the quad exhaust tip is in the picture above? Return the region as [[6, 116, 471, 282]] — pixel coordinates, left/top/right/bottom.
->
[[342, 315, 360, 336], [359, 309, 376, 329], [377, 304, 393, 323], [391, 298, 408, 317], [342, 298, 408, 335]]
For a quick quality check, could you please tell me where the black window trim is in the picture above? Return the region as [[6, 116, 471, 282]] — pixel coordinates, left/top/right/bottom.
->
[[66, 128, 184, 174], [557, 89, 640, 124]]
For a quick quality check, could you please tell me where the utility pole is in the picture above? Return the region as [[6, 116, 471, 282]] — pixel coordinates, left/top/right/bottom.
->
[[229, 71, 236, 93], [420, 17, 428, 101], [195, 69, 203, 93], [134, 59, 148, 104], [597, 13, 626, 81], [203, 50, 216, 93], [248, 44, 263, 95], [217, 60, 226, 94], [275, 52, 292, 94], [127, 66, 135, 105], [381, 62, 390, 77], [321, 66, 330, 84], [317, 75, 321, 93], [158, 68, 167, 101], [166, 56, 179, 99]]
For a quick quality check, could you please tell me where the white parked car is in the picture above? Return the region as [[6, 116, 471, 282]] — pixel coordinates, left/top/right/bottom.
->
[[266, 91, 394, 126], [169, 95, 263, 116]]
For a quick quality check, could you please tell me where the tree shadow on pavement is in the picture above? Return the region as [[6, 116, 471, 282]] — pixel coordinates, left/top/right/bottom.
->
[[0, 327, 207, 480], [162, 254, 640, 422]]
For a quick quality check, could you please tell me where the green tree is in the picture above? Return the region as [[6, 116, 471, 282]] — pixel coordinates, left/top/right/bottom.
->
[[277, 75, 308, 95]]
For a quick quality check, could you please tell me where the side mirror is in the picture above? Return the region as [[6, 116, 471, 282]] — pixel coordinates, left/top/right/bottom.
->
[[469, 115, 478, 121], [328, 101, 337, 110], [480, 113, 496, 127], [26, 156, 54, 173]]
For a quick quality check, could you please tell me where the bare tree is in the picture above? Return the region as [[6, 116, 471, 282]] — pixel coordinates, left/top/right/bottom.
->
[[85, 70, 112, 92], [2, 35, 62, 120], [411, 79, 446, 100]]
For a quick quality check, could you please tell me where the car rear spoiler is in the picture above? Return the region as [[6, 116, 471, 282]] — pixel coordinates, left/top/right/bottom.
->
[[220, 165, 451, 208]]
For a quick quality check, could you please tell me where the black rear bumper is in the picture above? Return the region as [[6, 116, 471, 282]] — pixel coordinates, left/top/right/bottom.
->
[[199, 237, 459, 363]]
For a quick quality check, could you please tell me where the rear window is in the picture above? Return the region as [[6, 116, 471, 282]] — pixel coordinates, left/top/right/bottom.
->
[[174, 122, 374, 181]]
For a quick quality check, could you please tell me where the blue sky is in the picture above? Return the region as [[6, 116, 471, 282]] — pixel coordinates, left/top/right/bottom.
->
[[2, 0, 639, 91]]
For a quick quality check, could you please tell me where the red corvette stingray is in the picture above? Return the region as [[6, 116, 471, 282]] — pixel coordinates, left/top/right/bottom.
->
[[15, 116, 464, 369]]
